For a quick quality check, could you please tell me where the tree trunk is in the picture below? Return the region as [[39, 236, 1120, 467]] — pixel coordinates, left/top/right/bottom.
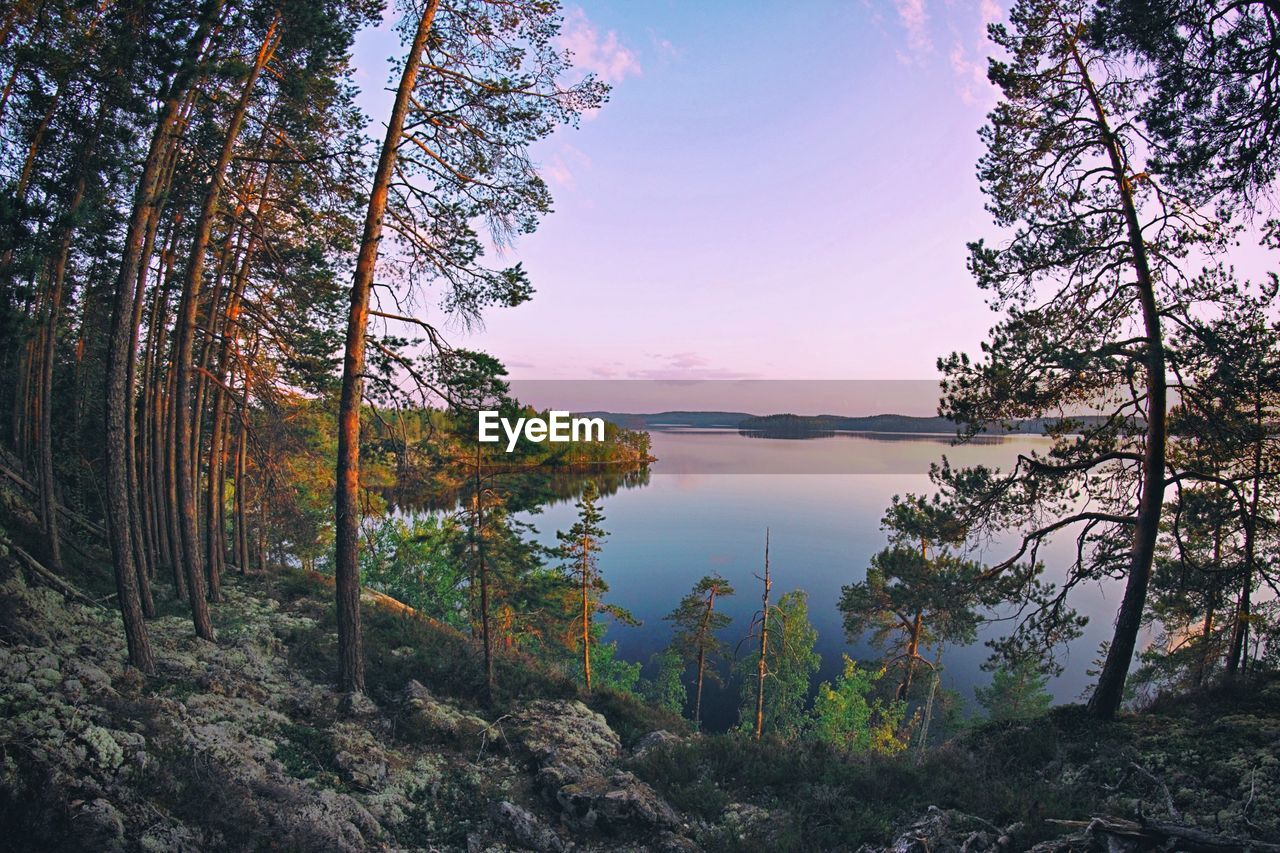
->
[[36, 174, 86, 574], [234, 402, 249, 574], [693, 586, 717, 725], [900, 611, 923, 701], [103, 0, 224, 669], [126, 207, 163, 618], [476, 444, 493, 698], [1069, 35, 1168, 720], [173, 13, 278, 637], [1226, 395, 1263, 678], [581, 532, 592, 691], [755, 530, 770, 741], [164, 351, 187, 599], [334, 0, 440, 696]]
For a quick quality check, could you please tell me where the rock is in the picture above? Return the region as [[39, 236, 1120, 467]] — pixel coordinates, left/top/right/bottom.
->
[[338, 690, 378, 718], [507, 701, 687, 838], [331, 723, 389, 789], [721, 802, 773, 837], [555, 770, 681, 833], [495, 800, 567, 852], [70, 797, 127, 851], [288, 788, 382, 852], [862, 806, 1010, 853], [632, 729, 681, 759], [654, 832, 703, 853], [512, 699, 621, 786], [400, 679, 494, 750], [138, 823, 201, 853]]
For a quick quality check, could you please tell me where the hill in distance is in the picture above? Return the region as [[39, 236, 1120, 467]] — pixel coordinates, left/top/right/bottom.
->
[[583, 411, 1100, 435]]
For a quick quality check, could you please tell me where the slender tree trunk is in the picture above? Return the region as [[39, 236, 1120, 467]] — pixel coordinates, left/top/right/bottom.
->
[[1070, 35, 1168, 720], [693, 586, 717, 725], [164, 352, 187, 599], [191, 230, 242, 598], [148, 248, 182, 598], [173, 13, 278, 636], [127, 207, 163, 618], [755, 529, 771, 741], [234, 401, 249, 574], [36, 174, 86, 573], [334, 0, 440, 695], [104, 0, 223, 669], [1227, 397, 1263, 678], [581, 533, 592, 691], [205, 155, 269, 584], [900, 611, 923, 700], [475, 445, 494, 697], [139, 231, 175, 591]]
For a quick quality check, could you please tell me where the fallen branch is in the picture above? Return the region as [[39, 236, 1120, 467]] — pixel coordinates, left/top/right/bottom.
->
[[1130, 760, 1183, 822], [0, 459, 109, 541], [1045, 815, 1280, 852], [10, 543, 104, 610]]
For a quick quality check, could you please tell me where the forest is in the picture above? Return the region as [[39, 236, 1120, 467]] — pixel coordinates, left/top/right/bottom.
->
[[0, 0, 1279, 849]]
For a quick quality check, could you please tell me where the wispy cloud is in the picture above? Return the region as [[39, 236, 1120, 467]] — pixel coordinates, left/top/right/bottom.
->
[[558, 8, 642, 84], [649, 29, 680, 62], [948, 0, 1002, 106], [894, 0, 933, 56], [949, 42, 989, 105], [629, 352, 758, 380], [541, 143, 593, 189]]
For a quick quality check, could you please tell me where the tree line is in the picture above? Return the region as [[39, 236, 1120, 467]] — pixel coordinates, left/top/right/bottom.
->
[[0, 0, 600, 684]]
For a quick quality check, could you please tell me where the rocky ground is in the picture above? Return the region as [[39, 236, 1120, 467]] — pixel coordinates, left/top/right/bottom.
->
[[0, 548, 717, 851]]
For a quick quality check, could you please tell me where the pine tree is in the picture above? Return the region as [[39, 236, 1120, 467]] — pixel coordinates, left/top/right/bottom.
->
[[975, 660, 1053, 721], [937, 0, 1229, 718], [1092, 0, 1280, 209], [664, 573, 735, 725], [840, 494, 986, 700], [557, 482, 636, 690]]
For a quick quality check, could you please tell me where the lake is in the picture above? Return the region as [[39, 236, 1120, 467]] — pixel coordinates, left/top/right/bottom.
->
[[512, 428, 1131, 731]]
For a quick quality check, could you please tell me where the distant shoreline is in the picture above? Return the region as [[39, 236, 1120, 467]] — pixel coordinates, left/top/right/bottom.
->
[[584, 410, 1100, 436]]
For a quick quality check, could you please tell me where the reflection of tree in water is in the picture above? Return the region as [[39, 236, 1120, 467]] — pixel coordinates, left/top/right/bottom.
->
[[738, 427, 837, 440], [386, 463, 651, 514], [738, 429, 1011, 445]]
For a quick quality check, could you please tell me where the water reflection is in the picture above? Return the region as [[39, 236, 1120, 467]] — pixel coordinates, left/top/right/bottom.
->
[[387, 463, 651, 514], [384, 428, 1123, 732]]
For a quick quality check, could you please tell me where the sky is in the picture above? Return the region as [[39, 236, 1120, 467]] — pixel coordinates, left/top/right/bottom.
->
[[349, 0, 1016, 383]]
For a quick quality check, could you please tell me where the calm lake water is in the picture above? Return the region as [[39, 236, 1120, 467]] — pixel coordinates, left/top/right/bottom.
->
[[514, 428, 1129, 731]]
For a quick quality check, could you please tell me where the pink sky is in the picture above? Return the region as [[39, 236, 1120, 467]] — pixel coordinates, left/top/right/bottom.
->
[[352, 1, 1276, 383]]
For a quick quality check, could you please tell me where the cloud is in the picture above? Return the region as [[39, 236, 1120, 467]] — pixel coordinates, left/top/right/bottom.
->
[[628, 352, 758, 380], [558, 8, 641, 84], [666, 352, 708, 370], [948, 0, 1002, 106], [894, 0, 933, 55], [541, 143, 593, 189], [949, 42, 990, 105], [649, 30, 680, 61]]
